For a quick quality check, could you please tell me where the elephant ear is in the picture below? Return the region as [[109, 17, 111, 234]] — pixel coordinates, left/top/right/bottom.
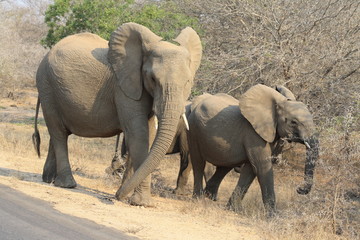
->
[[275, 85, 296, 100], [239, 84, 286, 143], [108, 22, 162, 100], [174, 27, 202, 78]]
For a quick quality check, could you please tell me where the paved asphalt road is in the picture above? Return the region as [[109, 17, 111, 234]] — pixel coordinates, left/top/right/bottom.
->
[[0, 184, 137, 240]]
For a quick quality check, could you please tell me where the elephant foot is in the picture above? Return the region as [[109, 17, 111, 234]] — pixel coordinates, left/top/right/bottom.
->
[[226, 195, 244, 213], [43, 164, 57, 183], [42, 171, 56, 184], [204, 188, 218, 201], [204, 186, 218, 201], [192, 191, 205, 200], [128, 191, 154, 207], [226, 200, 242, 213], [54, 169, 77, 188], [266, 209, 277, 219], [173, 186, 187, 196]]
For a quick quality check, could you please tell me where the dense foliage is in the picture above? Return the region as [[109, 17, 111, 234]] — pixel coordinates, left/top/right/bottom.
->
[[41, 0, 201, 48]]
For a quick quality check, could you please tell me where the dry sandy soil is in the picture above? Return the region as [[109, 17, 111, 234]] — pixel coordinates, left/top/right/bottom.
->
[[0, 88, 359, 240]]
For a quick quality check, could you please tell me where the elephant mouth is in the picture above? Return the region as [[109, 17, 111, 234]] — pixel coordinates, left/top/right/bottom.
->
[[286, 136, 311, 149], [299, 139, 311, 149]]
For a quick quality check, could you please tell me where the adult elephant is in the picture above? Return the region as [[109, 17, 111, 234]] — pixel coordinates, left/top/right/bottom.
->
[[32, 22, 202, 206], [188, 84, 319, 215]]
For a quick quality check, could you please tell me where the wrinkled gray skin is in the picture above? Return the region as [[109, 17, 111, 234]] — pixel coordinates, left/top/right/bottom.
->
[[32, 22, 202, 206], [110, 102, 214, 195], [188, 84, 319, 216]]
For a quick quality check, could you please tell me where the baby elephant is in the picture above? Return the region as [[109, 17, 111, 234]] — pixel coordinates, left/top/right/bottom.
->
[[188, 84, 319, 216]]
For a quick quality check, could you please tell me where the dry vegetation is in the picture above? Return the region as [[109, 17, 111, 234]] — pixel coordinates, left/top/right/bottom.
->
[[0, 0, 359, 239]]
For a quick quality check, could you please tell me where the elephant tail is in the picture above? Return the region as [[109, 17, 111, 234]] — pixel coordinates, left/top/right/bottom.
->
[[32, 97, 41, 158]]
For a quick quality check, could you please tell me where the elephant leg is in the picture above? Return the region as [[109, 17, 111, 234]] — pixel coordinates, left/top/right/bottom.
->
[[117, 116, 155, 206], [52, 134, 76, 188], [204, 166, 232, 201], [246, 144, 276, 216], [42, 139, 56, 183], [127, 143, 152, 206], [41, 102, 75, 188], [256, 161, 276, 216], [227, 163, 256, 212], [174, 153, 191, 195], [120, 154, 133, 187], [191, 143, 205, 197]]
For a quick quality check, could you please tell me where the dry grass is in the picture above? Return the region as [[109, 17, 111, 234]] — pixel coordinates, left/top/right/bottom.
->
[[0, 104, 359, 239]]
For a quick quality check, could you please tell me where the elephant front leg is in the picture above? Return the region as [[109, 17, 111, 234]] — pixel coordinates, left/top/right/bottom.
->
[[116, 116, 155, 206], [256, 162, 276, 217], [227, 163, 255, 212], [128, 175, 153, 207], [191, 143, 206, 197], [120, 152, 153, 207], [174, 153, 191, 195], [42, 139, 57, 183], [247, 145, 276, 216]]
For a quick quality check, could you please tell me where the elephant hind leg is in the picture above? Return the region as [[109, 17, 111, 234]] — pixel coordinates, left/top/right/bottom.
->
[[205, 166, 232, 201], [51, 133, 76, 188], [44, 120, 75, 187], [42, 139, 56, 183]]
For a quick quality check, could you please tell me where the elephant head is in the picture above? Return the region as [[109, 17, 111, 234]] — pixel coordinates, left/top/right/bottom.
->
[[239, 84, 319, 195], [108, 23, 202, 199]]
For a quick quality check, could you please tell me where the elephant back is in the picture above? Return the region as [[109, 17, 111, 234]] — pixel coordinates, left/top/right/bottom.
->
[[43, 32, 116, 122]]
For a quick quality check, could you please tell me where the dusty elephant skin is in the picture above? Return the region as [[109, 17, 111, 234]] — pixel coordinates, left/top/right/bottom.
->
[[188, 84, 319, 216], [32, 22, 202, 206]]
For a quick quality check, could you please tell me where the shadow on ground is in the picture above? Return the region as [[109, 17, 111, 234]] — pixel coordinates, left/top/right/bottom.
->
[[0, 167, 116, 205]]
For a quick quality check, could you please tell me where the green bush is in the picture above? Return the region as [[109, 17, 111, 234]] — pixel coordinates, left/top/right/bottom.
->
[[41, 0, 202, 48]]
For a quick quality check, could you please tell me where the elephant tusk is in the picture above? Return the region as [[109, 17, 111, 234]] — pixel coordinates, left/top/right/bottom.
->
[[154, 116, 158, 130], [304, 141, 311, 149], [182, 113, 189, 130]]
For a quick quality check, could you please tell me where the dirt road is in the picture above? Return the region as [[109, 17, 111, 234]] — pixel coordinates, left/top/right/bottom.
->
[[0, 184, 136, 240]]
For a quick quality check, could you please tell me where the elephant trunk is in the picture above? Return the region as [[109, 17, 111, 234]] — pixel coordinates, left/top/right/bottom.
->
[[297, 135, 319, 195], [116, 99, 183, 200]]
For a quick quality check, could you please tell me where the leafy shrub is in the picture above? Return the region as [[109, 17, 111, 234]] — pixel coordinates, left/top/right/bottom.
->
[[41, 0, 202, 48]]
